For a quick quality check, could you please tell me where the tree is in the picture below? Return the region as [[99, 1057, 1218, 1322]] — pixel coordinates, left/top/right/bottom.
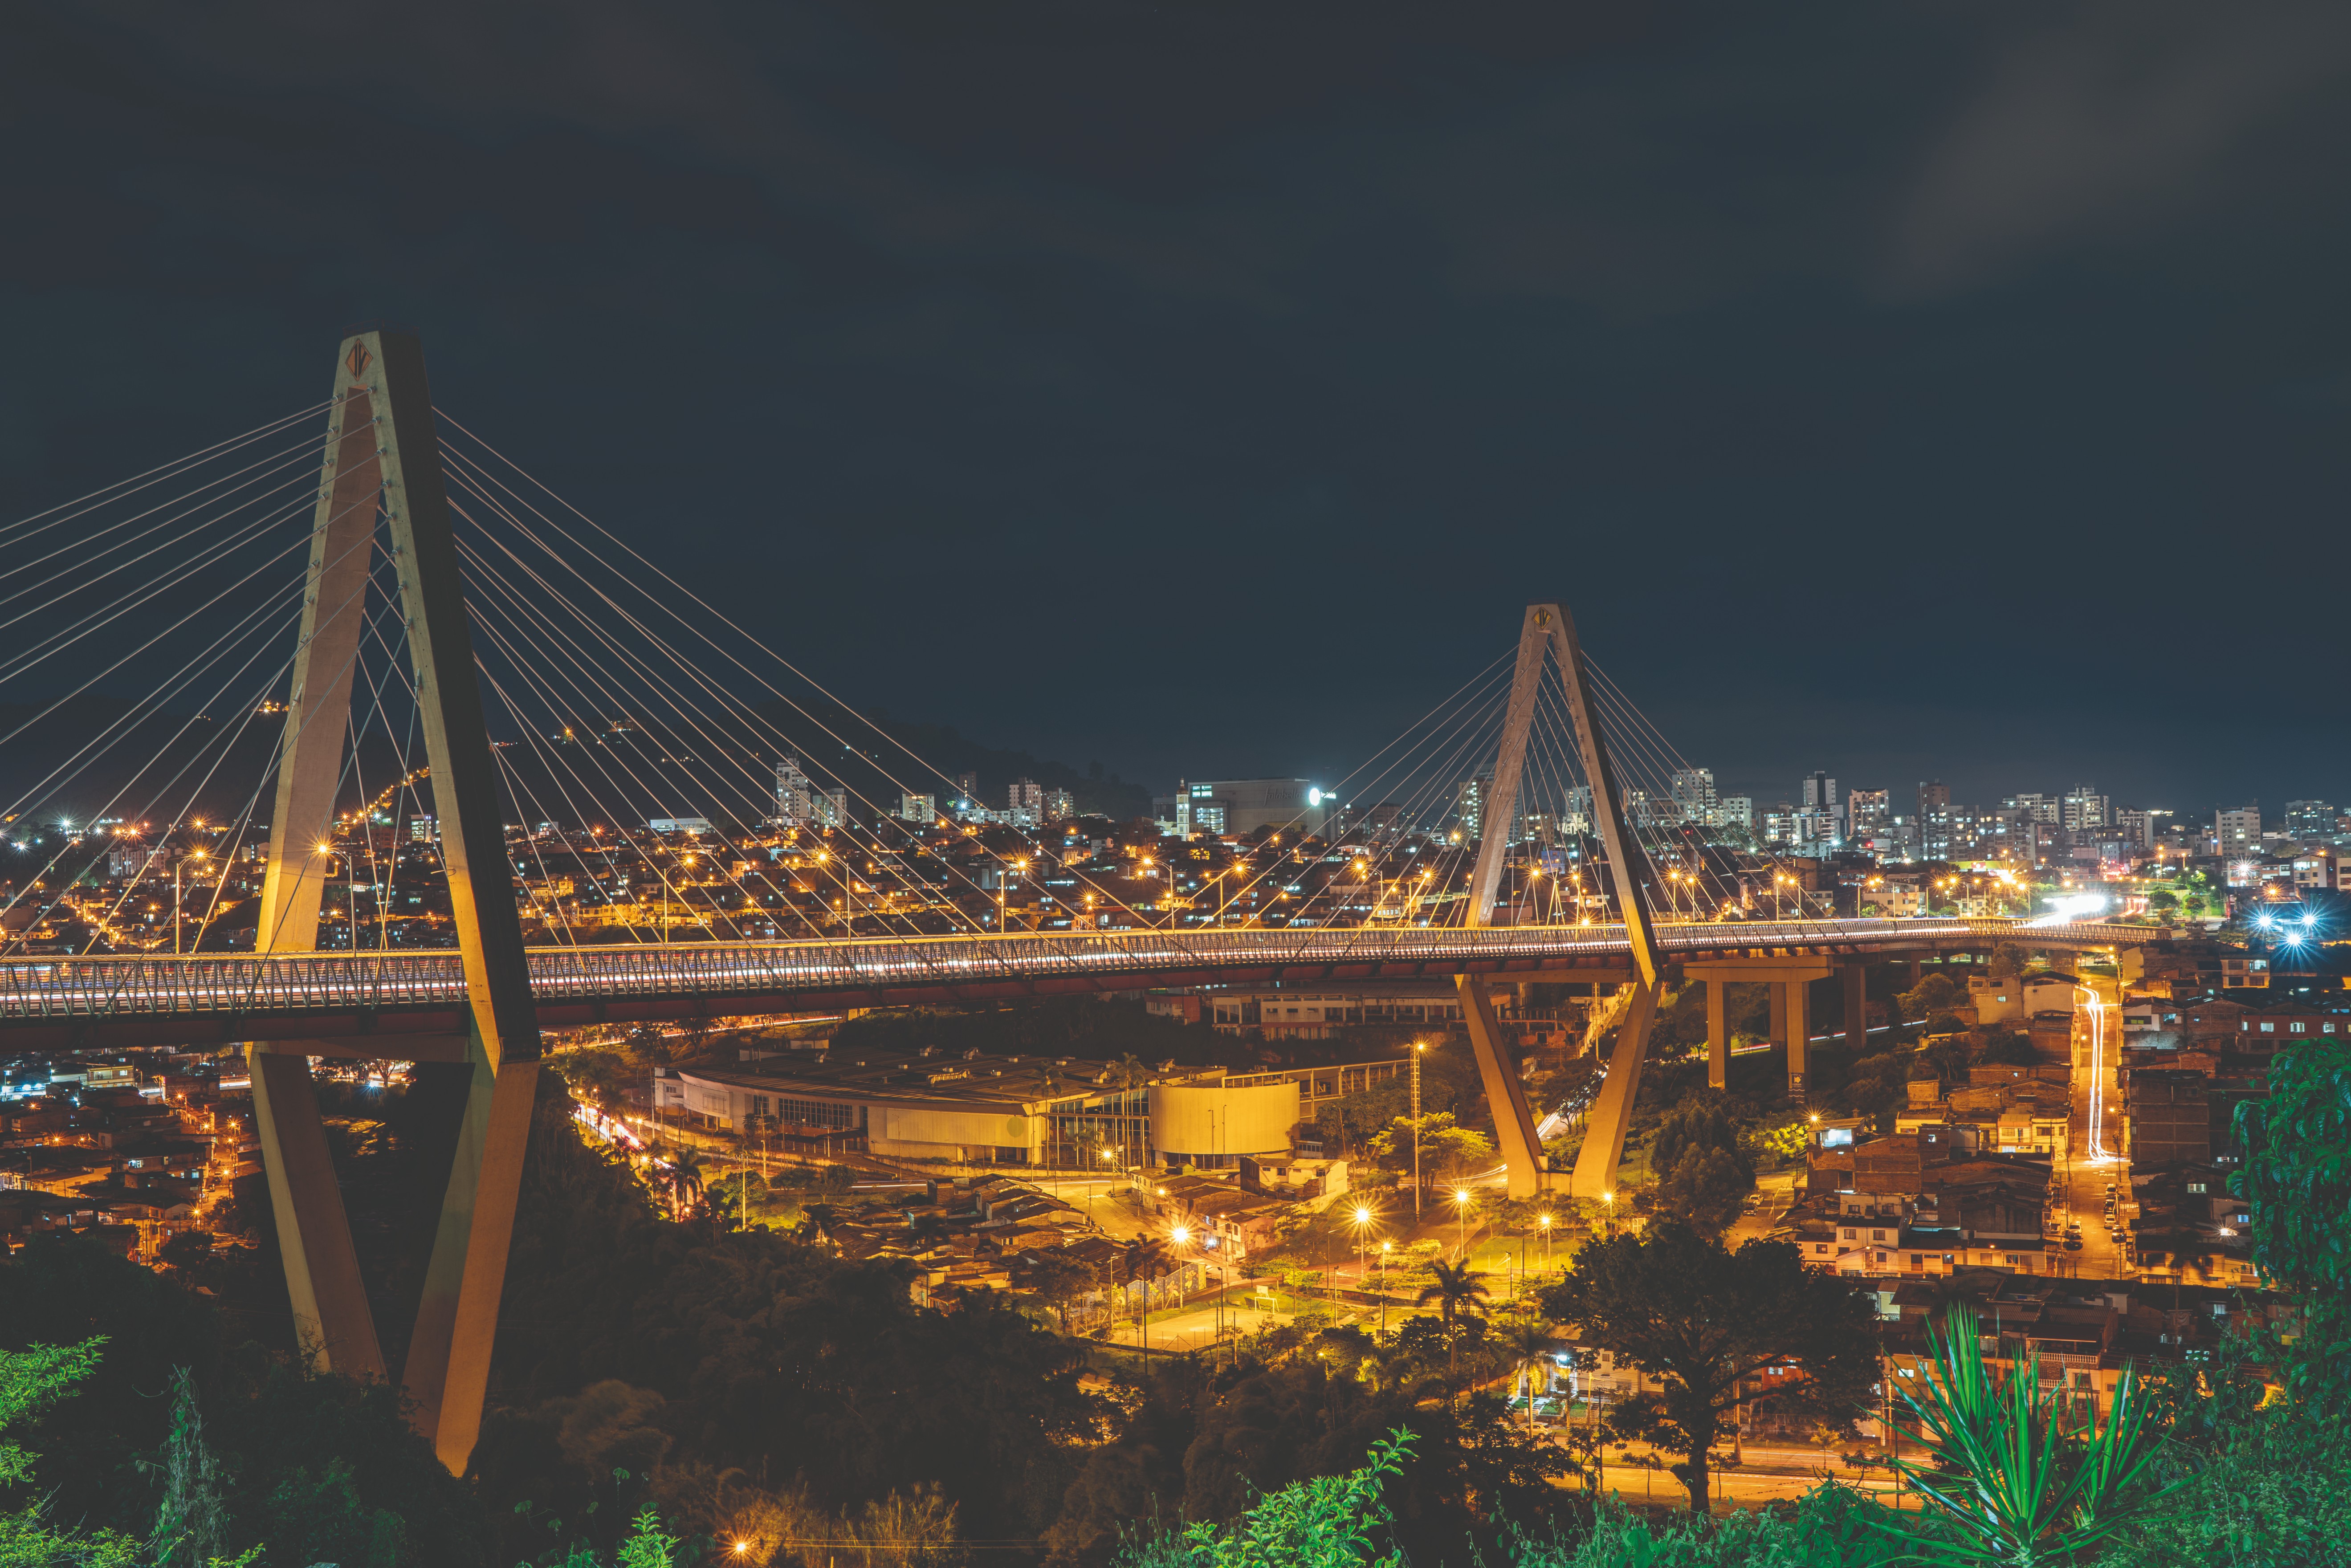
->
[[1844, 1052, 1914, 1118], [1413, 1261, 1490, 1379], [0, 1336, 150, 1566], [1649, 1092, 1753, 1186], [1111, 1054, 1150, 1168], [1976, 1029, 2038, 1067], [1539, 1222, 1878, 1511], [1921, 1033, 1972, 1080], [2233, 1034, 2351, 1409], [1897, 973, 1968, 1037], [1365, 1112, 1490, 1181], [1493, 1316, 1556, 1431], [1019, 1250, 1098, 1335], [661, 1149, 708, 1219], [1651, 1146, 1750, 1240], [156, 1228, 216, 1279], [1987, 942, 2030, 979]]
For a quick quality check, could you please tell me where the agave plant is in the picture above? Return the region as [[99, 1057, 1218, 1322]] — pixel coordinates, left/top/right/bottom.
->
[[1874, 1302, 2180, 1565]]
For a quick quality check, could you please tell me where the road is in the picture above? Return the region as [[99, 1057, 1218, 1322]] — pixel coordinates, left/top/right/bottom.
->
[[2054, 973, 2132, 1280]]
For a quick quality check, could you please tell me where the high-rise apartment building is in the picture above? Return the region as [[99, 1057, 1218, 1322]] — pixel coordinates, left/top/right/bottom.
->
[[1802, 772, 1837, 810], [1715, 796, 1756, 835], [1454, 775, 1489, 840], [900, 792, 937, 823], [1670, 767, 1719, 823], [1918, 780, 1952, 860], [2062, 784, 2108, 832], [1846, 788, 1890, 835], [2283, 800, 2339, 837], [774, 755, 820, 827], [2216, 806, 2261, 856], [2005, 792, 2058, 825]]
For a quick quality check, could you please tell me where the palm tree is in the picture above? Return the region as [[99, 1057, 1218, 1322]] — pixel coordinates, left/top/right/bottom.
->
[[1112, 1054, 1149, 1169], [1496, 1314, 1557, 1431], [1124, 1238, 1172, 1352], [664, 1147, 707, 1219], [1414, 1258, 1491, 1379]]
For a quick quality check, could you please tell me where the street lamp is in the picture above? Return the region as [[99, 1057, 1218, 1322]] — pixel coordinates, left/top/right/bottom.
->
[[173, 846, 209, 957], [1453, 1187, 1473, 1257], [1169, 1225, 1192, 1312], [1538, 1211, 1552, 1275], [1351, 1204, 1373, 1287], [1379, 1239, 1393, 1330]]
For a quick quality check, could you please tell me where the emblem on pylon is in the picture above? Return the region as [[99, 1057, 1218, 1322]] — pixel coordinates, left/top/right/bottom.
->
[[346, 342, 372, 378]]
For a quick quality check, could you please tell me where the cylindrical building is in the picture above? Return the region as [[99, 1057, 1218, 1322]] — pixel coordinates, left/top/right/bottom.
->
[[1148, 1079, 1299, 1165]]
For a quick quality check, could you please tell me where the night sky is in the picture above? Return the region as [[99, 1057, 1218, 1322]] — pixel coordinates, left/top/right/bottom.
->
[[5, 2, 2347, 822]]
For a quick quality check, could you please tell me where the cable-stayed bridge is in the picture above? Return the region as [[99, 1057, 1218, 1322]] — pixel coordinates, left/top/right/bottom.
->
[[0, 915, 2147, 1054], [0, 332, 2165, 1473]]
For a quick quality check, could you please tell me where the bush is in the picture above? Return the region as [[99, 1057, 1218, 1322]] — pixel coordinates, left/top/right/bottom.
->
[[1507, 1487, 1906, 1568]]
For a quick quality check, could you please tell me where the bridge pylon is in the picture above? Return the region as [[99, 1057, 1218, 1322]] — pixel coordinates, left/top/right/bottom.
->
[[247, 332, 541, 1475], [1460, 603, 1666, 1201]]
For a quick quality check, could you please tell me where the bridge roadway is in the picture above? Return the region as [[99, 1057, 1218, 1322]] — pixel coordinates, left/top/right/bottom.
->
[[0, 916, 2153, 1056]]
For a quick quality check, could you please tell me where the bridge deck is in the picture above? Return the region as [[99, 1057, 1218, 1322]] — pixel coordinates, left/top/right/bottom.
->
[[0, 917, 2153, 1055]]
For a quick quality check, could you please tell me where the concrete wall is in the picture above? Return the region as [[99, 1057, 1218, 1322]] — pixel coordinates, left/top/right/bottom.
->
[[872, 1103, 1041, 1161], [1149, 1080, 1298, 1159]]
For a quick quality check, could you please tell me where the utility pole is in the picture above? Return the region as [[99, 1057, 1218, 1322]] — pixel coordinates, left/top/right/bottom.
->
[[1411, 1042, 1424, 1217]]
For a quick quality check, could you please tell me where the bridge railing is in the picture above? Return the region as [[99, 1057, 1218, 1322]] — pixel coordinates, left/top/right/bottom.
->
[[0, 916, 2162, 1022]]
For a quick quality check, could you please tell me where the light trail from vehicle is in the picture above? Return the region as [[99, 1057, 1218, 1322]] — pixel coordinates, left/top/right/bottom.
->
[[2078, 982, 2113, 1163]]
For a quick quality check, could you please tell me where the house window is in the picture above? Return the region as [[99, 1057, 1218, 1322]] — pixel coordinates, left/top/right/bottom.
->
[[1842, 1228, 1857, 1240], [1814, 1244, 1829, 1255], [2290, 1022, 2306, 1033], [2005, 1254, 2025, 1268], [1910, 1254, 1924, 1268], [2188, 1182, 2206, 1194], [2261, 1022, 2275, 1033], [2074, 1372, 2093, 1389]]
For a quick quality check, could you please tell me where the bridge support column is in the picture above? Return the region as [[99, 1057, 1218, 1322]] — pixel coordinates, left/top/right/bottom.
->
[[1570, 978, 1659, 1199], [403, 1046, 541, 1471], [1784, 979, 1809, 1098], [1843, 963, 1867, 1060], [1687, 960, 1829, 1104], [1458, 975, 1546, 1198], [248, 1047, 384, 1380], [1705, 980, 1728, 1090]]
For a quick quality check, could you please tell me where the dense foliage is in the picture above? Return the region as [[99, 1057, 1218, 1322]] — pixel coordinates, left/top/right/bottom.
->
[[1538, 1224, 1878, 1512], [2231, 1034, 2351, 1410], [0, 1241, 484, 1564]]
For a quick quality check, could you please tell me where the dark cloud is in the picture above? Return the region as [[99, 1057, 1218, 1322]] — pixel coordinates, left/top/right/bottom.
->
[[1889, 1, 2351, 293], [0, 0, 2343, 818]]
